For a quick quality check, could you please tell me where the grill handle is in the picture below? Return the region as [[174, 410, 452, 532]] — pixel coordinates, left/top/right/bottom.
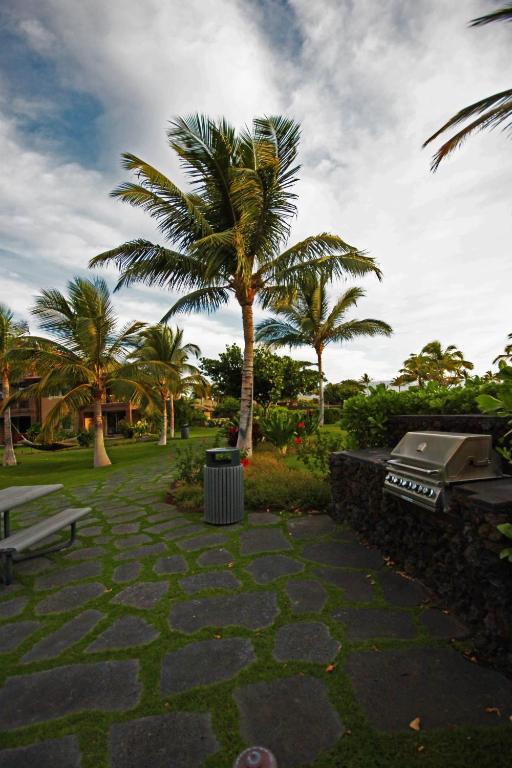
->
[[387, 459, 439, 475]]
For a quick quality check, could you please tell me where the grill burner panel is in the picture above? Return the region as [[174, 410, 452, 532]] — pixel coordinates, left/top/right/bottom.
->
[[383, 431, 503, 510]]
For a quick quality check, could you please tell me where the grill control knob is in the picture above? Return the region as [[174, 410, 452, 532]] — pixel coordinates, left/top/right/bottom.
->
[[422, 487, 430, 496]]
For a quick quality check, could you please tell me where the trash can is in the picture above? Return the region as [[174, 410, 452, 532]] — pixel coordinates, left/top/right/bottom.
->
[[180, 424, 189, 439], [203, 447, 244, 525]]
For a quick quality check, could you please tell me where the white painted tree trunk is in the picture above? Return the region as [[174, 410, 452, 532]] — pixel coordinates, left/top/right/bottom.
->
[[169, 394, 175, 439], [317, 349, 325, 427], [93, 397, 111, 468], [158, 400, 168, 446], [2, 372, 16, 466], [237, 301, 254, 456]]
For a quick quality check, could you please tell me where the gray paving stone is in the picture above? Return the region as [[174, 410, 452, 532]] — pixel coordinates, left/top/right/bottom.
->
[[22, 610, 104, 663], [112, 581, 169, 609], [94, 535, 113, 545], [113, 562, 142, 583], [154, 555, 188, 575], [287, 515, 338, 539], [114, 533, 152, 550], [116, 543, 167, 561], [346, 647, 512, 731], [108, 510, 147, 524], [179, 571, 241, 594], [285, 579, 327, 614], [0, 660, 140, 730], [0, 596, 28, 620], [14, 557, 53, 575], [332, 607, 416, 640], [240, 528, 292, 555], [177, 532, 227, 551], [109, 712, 219, 768], [315, 567, 375, 602], [0, 583, 23, 599], [0, 621, 41, 653], [234, 675, 344, 768], [378, 569, 430, 607], [246, 554, 304, 584], [162, 523, 204, 541], [111, 523, 140, 534], [79, 525, 103, 537], [147, 509, 182, 523], [248, 512, 281, 525], [145, 517, 190, 534], [34, 561, 102, 591], [161, 637, 255, 694], [36, 583, 105, 615], [0, 736, 81, 768], [274, 621, 340, 663], [169, 591, 279, 633], [86, 615, 159, 653], [65, 546, 106, 561], [420, 608, 468, 639], [302, 540, 383, 569], [197, 548, 234, 567]]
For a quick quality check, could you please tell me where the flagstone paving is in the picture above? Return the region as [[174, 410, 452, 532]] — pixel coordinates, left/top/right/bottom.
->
[[1, 458, 512, 767]]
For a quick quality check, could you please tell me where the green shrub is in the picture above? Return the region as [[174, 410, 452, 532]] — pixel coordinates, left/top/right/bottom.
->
[[118, 419, 135, 439], [341, 379, 500, 448], [323, 407, 342, 424], [243, 453, 330, 511], [214, 396, 240, 418], [26, 422, 41, 441], [173, 442, 209, 484], [172, 483, 204, 512], [77, 429, 94, 447], [260, 408, 299, 455], [297, 430, 347, 476], [296, 409, 320, 436]]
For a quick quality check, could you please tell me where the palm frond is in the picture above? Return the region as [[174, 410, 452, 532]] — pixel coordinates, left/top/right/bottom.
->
[[255, 317, 306, 348], [470, 6, 512, 27], [162, 287, 231, 320]]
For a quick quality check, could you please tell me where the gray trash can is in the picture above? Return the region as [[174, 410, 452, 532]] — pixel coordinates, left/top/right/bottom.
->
[[203, 447, 244, 525], [180, 424, 189, 439]]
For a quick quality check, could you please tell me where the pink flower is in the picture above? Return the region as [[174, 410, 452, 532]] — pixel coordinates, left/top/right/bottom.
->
[[294, 436, 302, 444]]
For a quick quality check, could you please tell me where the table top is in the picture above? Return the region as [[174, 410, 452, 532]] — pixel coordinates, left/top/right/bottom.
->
[[0, 485, 64, 513]]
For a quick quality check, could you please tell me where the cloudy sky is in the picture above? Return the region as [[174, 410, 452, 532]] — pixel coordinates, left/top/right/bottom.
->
[[0, 0, 511, 382]]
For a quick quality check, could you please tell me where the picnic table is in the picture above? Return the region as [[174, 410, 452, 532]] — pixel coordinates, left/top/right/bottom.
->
[[0, 485, 64, 538]]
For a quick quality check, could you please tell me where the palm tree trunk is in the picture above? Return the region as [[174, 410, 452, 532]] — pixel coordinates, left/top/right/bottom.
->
[[93, 396, 111, 468], [169, 394, 175, 439], [237, 301, 254, 456], [2, 372, 16, 467], [317, 349, 325, 427], [158, 400, 168, 446]]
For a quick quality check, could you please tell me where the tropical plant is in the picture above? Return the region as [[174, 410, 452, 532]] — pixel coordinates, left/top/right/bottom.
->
[[0, 304, 33, 466], [17, 277, 151, 468], [477, 361, 512, 460], [359, 372, 372, 392], [255, 277, 392, 424], [398, 341, 474, 388], [424, 5, 512, 171], [493, 332, 512, 365], [324, 379, 364, 405], [259, 407, 300, 455], [297, 430, 347, 477], [90, 114, 380, 453], [131, 324, 202, 444]]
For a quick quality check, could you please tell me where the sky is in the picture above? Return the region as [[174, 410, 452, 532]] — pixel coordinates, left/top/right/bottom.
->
[[0, 0, 511, 383]]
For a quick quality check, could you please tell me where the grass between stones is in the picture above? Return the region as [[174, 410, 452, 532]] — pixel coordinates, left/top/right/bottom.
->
[[0, 434, 511, 767]]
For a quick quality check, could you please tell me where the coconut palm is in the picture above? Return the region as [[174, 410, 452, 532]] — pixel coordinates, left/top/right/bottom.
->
[[89, 115, 380, 454], [21, 277, 151, 468], [424, 5, 512, 171], [131, 324, 203, 444], [0, 305, 33, 466], [255, 277, 392, 424], [398, 341, 473, 387], [494, 332, 512, 365], [359, 372, 372, 392]]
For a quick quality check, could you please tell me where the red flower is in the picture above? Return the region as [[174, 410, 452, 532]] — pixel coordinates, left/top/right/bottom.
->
[[297, 421, 305, 428], [241, 457, 250, 468], [294, 436, 302, 444], [228, 426, 237, 433]]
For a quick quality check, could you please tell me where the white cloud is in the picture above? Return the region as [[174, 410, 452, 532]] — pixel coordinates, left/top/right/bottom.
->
[[0, 0, 511, 383]]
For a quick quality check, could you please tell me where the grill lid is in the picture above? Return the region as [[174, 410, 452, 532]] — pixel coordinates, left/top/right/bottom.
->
[[389, 431, 497, 483]]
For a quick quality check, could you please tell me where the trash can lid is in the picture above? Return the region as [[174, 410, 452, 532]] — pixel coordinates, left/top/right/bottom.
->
[[205, 447, 241, 467]]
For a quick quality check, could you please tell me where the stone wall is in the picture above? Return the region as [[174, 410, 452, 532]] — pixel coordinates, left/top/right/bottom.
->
[[330, 449, 512, 673]]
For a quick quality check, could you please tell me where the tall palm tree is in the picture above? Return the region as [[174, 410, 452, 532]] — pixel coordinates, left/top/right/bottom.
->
[[255, 278, 392, 424], [0, 305, 33, 466], [398, 341, 473, 387], [21, 277, 150, 468], [90, 115, 380, 454], [424, 5, 512, 171], [131, 324, 202, 444], [359, 372, 372, 392]]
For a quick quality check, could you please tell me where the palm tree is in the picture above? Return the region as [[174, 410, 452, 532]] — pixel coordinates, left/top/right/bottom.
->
[[493, 332, 512, 365], [0, 305, 33, 466], [89, 115, 381, 454], [22, 277, 150, 468], [424, 5, 512, 171], [131, 324, 202, 444], [398, 341, 473, 387], [255, 277, 392, 424], [359, 372, 371, 392]]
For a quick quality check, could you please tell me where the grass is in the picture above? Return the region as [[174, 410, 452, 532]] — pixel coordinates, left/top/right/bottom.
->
[[0, 431, 511, 767]]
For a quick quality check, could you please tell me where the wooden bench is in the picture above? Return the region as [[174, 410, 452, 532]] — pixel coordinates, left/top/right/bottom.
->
[[0, 507, 92, 585]]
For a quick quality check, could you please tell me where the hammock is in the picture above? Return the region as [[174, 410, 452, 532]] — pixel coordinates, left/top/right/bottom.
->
[[12, 424, 78, 452]]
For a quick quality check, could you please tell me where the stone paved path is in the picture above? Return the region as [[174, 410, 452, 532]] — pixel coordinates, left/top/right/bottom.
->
[[1, 454, 512, 767]]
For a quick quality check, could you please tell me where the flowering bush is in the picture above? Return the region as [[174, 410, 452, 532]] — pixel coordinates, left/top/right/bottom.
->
[[260, 408, 299, 455], [224, 417, 263, 447]]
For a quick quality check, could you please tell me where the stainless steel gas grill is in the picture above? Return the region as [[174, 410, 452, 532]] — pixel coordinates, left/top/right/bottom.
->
[[383, 431, 504, 510]]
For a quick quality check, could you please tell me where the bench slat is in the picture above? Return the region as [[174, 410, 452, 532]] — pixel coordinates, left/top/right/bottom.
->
[[0, 508, 92, 554]]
